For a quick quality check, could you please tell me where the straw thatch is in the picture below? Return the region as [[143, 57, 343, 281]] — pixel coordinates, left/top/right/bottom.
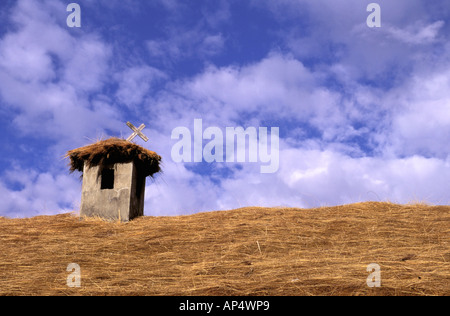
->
[[0, 202, 448, 296], [65, 138, 161, 177]]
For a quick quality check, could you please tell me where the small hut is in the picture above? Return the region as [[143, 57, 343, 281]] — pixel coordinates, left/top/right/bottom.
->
[[66, 138, 161, 222]]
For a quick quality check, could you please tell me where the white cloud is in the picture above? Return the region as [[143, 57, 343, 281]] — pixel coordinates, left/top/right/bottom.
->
[[146, 31, 225, 63], [141, 141, 450, 216], [0, 0, 123, 217], [0, 167, 81, 218], [259, 0, 446, 82], [1, 0, 449, 218], [145, 162, 221, 216], [142, 130, 222, 216], [385, 21, 445, 44], [156, 53, 347, 137], [0, 0, 120, 143], [242, 147, 449, 208], [384, 66, 450, 158], [200, 34, 225, 56], [138, 48, 450, 215], [115, 66, 167, 108], [62, 35, 112, 93]]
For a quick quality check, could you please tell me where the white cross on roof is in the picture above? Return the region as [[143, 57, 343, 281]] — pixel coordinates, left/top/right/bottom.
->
[[126, 122, 149, 142]]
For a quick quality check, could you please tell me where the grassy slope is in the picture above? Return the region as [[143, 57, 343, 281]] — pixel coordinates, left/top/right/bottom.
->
[[0, 202, 448, 296]]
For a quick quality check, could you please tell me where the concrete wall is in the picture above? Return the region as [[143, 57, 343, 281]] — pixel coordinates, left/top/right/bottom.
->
[[80, 161, 146, 222]]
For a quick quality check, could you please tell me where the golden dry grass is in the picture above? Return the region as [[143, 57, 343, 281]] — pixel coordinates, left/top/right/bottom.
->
[[0, 202, 448, 296]]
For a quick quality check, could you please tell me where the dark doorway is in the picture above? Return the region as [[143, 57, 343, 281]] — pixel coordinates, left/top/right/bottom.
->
[[101, 168, 115, 190]]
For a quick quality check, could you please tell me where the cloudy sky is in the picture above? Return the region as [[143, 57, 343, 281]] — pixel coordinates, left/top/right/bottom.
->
[[0, 0, 449, 217]]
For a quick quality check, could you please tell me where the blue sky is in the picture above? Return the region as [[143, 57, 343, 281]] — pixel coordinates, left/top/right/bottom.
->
[[0, 0, 449, 217]]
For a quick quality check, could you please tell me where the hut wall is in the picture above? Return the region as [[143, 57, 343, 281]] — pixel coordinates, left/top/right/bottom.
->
[[80, 161, 144, 221]]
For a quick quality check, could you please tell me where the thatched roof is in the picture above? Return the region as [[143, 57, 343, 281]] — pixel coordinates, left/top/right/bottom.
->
[[66, 138, 161, 177]]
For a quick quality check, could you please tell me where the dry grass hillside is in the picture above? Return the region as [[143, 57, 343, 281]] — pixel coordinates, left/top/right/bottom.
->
[[0, 202, 448, 296]]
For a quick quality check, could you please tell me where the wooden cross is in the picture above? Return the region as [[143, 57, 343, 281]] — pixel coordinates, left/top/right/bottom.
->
[[126, 122, 149, 142]]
